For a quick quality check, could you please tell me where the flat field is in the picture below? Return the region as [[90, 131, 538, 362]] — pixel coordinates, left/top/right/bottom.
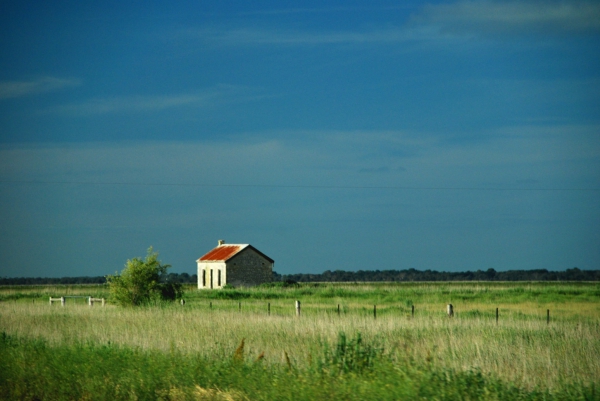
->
[[1, 282, 599, 400]]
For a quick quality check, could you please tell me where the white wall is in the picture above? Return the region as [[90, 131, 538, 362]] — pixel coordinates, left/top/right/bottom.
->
[[197, 262, 226, 289]]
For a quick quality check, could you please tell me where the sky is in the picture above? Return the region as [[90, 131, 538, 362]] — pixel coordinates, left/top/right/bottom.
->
[[0, 0, 599, 278]]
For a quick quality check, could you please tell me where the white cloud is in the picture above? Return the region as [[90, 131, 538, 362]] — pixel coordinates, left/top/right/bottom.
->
[[51, 94, 207, 116], [414, 1, 600, 35], [0, 77, 81, 100], [45, 85, 259, 116]]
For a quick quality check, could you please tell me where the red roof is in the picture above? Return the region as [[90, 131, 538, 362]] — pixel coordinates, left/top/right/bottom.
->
[[198, 245, 247, 262], [197, 244, 274, 263]]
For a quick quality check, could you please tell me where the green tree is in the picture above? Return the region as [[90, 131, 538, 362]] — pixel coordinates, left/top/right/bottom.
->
[[106, 247, 182, 306]]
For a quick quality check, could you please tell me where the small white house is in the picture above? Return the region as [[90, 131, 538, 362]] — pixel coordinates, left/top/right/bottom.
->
[[197, 240, 274, 289]]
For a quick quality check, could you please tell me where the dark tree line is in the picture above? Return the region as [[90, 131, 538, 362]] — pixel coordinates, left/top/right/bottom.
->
[[274, 268, 599, 283], [0, 273, 198, 286], [2, 268, 598, 285]]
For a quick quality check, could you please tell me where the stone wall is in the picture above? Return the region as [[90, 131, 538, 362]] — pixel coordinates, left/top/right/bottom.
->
[[226, 248, 272, 287]]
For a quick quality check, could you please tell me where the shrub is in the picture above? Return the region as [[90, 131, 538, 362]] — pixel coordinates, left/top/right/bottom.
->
[[258, 280, 300, 289], [106, 247, 182, 306]]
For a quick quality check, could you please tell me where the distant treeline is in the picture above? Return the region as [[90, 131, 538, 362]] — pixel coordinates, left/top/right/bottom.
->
[[1, 268, 598, 285], [0, 273, 198, 286], [275, 268, 600, 283]]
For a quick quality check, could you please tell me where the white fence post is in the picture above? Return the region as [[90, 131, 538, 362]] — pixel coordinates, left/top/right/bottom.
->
[[87, 297, 106, 307], [50, 296, 97, 306]]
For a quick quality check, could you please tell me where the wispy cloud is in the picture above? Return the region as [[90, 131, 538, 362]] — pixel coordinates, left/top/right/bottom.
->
[[46, 85, 261, 116], [184, 26, 434, 46], [184, 1, 600, 48], [51, 94, 207, 116], [358, 166, 406, 174], [185, 0, 600, 46], [238, 5, 415, 16], [413, 1, 600, 35], [3, 126, 597, 190], [0, 77, 81, 100]]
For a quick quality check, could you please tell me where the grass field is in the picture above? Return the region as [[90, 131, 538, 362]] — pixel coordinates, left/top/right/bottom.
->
[[1, 282, 599, 400]]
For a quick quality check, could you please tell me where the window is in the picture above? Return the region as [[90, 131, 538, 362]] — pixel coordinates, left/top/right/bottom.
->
[[218, 270, 221, 286], [202, 269, 206, 287]]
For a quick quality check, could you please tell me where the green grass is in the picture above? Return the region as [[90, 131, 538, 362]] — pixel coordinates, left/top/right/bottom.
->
[[0, 282, 599, 399], [1, 332, 596, 401], [2, 281, 598, 305]]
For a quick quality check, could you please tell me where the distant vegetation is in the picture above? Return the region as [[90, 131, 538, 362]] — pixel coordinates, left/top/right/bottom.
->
[[0, 272, 197, 285], [1, 267, 598, 285], [277, 267, 600, 282]]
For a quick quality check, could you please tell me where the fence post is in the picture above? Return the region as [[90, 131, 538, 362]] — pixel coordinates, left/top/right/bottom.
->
[[447, 304, 453, 318], [268, 302, 270, 316], [337, 304, 340, 316], [89, 297, 93, 307], [295, 300, 301, 317], [239, 302, 241, 312], [374, 305, 377, 319], [411, 305, 415, 318], [209, 302, 212, 309], [547, 309, 550, 325], [61, 297, 65, 307], [49, 297, 52, 305], [496, 307, 499, 324], [101, 298, 105, 307], [180, 299, 185, 306]]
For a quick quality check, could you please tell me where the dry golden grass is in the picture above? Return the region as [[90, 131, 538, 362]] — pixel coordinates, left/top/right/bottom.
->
[[1, 294, 599, 391]]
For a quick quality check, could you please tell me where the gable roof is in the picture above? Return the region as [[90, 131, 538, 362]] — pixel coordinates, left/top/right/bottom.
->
[[197, 244, 274, 263], [198, 244, 248, 262]]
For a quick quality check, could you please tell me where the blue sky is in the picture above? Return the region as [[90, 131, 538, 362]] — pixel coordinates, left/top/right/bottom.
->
[[1, 1, 599, 277]]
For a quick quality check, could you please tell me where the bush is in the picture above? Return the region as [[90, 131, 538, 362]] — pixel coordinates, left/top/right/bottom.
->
[[258, 280, 300, 289], [319, 332, 383, 374], [106, 247, 182, 306]]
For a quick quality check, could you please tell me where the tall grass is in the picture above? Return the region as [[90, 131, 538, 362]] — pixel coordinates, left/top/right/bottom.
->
[[1, 282, 599, 398], [1, 332, 597, 401]]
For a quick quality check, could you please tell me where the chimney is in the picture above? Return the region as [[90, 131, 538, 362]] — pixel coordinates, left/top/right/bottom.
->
[[218, 239, 225, 246]]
